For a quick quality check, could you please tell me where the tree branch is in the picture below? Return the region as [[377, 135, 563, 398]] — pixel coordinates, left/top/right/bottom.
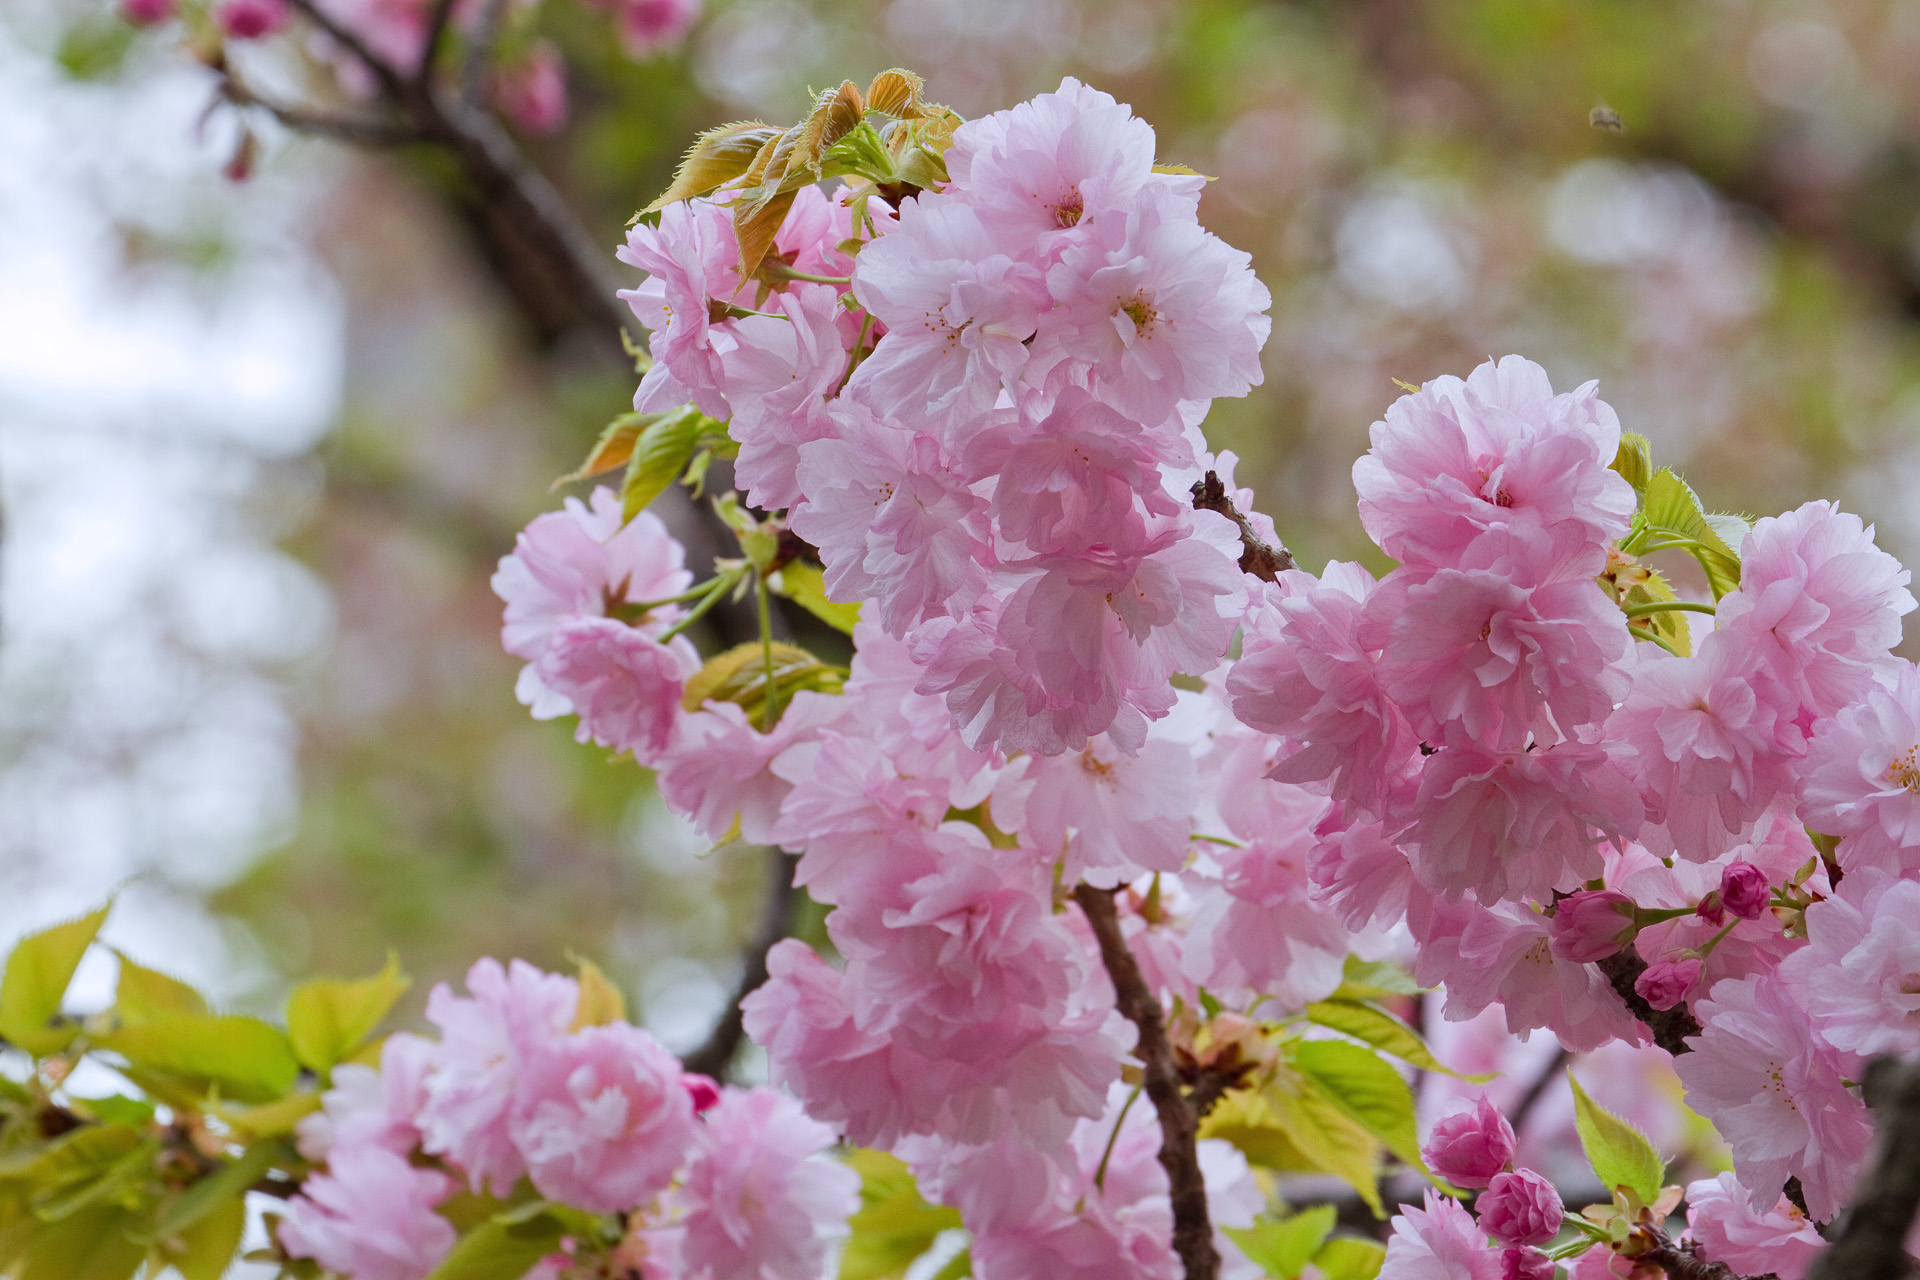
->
[[679, 848, 797, 1080], [219, 73, 420, 147], [417, 0, 461, 85], [1808, 1055, 1920, 1280], [1636, 1223, 1743, 1280], [1596, 949, 1701, 1057], [1074, 883, 1219, 1280], [1509, 1044, 1571, 1138], [1190, 471, 1294, 581], [460, 0, 513, 105]]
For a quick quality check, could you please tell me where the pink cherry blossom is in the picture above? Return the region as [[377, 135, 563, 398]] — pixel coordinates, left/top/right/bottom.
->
[[1684, 1173, 1826, 1280], [1420, 1093, 1516, 1189], [1502, 1246, 1555, 1280], [277, 1143, 457, 1280], [1720, 861, 1771, 919], [215, 0, 289, 38], [617, 197, 744, 419], [1352, 356, 1634, 569], [296, 1031, 434, 1160], [509, 1022, 697, 1214], [1779, 868, 1920, 1057], [530, 617, 698, 762], [120, 0, 175, 23], [655, 693, 845, 844], [1801, 661, 1920, 874], [415, 958, 580, 1195], [719, 282, 849, 511], [1181, 834, 1349, 1010], [608, 0, 701, 59], [670, 1087, 860, 1280], [1019, 733, 1197, 887], [1476, 1169, 1562, 1246], [492, 41, 568, 136], [1309, 810, 1423, 931], [1550, 889, 1637, 963], [1676, 973, 1872, 1222], [1379, 1189, 1503, 1280], [1421, 899, 1644, 1051], [1636, 957, 1702, 1010]]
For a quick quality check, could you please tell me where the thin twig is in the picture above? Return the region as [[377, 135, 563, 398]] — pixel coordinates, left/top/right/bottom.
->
[[679, 849, 797, 1080], [1190, 471, 1293, 581], [1596, 949, 1701, 1056], [417, 0, 461, 84], [1509, 1045, 1572, 1139], [282, 0, 409, 101], [1809, 1056, 1920, 1280], [220, 75, 419, 147], [1074, 883, 1219, 1280], [460, 0, 513, 105]]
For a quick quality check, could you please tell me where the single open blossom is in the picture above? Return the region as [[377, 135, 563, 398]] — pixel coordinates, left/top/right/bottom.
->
[[277, 1143, 457, 1280], [1780, 868, 1920, 1057], [1420, 1093, 1517, 1189], [1379, 1189, 1504, 1280], [296, 1032, 435, 1160], [617, 197, 745, 419], [1801, 661, 1920, 874], [531, 617, 698, 761], [1019, 733, 1197, 887], [1477, 1169, 1563, 1246], [1684, 1173, 1826, 1280]]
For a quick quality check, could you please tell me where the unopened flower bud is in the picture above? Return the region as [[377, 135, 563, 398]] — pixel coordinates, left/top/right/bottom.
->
[[120, 0, 176, 24], [1478, 1169, 1564, 1246], [1421, 1094, 1516, 1189], [1719, 862, 1770, 920], [1550, 890, 1637, 963], [1503, 1245, 1556, 1280], [681, 1072, 721, 1114], [1634, 957, 1701, 1011], [214, 0, 289, 40]]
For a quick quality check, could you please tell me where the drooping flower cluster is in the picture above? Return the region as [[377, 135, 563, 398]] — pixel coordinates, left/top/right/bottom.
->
[[277, 958, 859, 1280]]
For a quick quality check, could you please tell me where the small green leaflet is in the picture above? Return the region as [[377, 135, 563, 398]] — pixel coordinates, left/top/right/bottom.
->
[[422, 1215, 573, 1280], [1315, 1236, 1387, 1280], [1292, 1039, 1426, 1175], [771, 560, 861, 635], [1635, 469, 1742, 600], [1303, 999, 1492, 1081], [622, 407, 709, 522], [284, 953, 410, 1074], [0, 903, 109, 1056], [1223, 1205, 1335, 1279], [839, 1148, 962, 1280], [1568, 1071, 1665, 1204]]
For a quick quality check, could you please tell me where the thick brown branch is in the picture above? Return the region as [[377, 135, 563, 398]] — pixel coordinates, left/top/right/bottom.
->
[[1190, 471, 1293, 581], [1809, 1056, 1920, 1280], [1597, 949, 1701, 1056], [679, 849, 797, 1080], [1074, 884, 1219, 1280], [1638, 1224, 1743, 1280], [417, 0, 461, 84]]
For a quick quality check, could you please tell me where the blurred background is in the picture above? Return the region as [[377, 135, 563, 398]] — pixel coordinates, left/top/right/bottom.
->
[[3, 0, 1920, 1071]]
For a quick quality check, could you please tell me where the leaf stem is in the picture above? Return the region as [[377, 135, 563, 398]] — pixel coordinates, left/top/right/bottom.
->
[[1620, 600, 1716, 619], [656, 570, 742, 643], [1093, 1086, 1144, 1192]]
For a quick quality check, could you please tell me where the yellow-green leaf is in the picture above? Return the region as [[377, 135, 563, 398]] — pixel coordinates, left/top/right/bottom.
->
[[423, 1215, 570, 1280], [1223, 1206, 1336, 1279], [0, 904, 109, 1056], [1293, 1039, 1425, 1175], [13, 1204, 143, 1280], [138, 1139, 285, 1244], [644, 121, 781, 213], [681, 641, 846, 719], [1611, 433, 1653, 491], [1152, 161, 1216, 179], [622, 407, 707, 523], [112, 954, 207, 1025], [771, 561, 861, 635], [1264, 1066, 1385, 1215], [570, 960, 625, 1030], [1329, 956, 1421, 1002], [839, 1149, 961, 1280], [215, 1091, 320, 1139], [1638, 469, 1741, 600], [1569, 1071, 1664, 1204], [1199, 1088, 1324, 1174], [865, 68, 930, 117], [1304, 1000, 1491, 1082], [557, 412, 647, 486], [1621, 565, 1691, 656], [167, 1194, 247, 1280], [285, 953, 409, 1075], [95, 1012, 299, 1103], [1315, 1236, 1387, 1280]]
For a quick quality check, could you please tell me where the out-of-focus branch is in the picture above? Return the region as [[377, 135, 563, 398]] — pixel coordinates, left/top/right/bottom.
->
[[1074, 883, 1220, 1280], [219, 73, 418, 147], [1509, 1045, 1572, 1137], [417, 0, 461, 82], [680, 848, 797, 1080], [460, 0, 513, 105], [1809, 1055, 1920, 1280], [1597, 949, 1701, 1056], [1191, 471, 1294, 582]]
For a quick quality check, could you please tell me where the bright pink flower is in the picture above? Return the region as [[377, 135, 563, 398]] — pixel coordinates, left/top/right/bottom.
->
[[1676, 973, 1872, 1222], [1550, 890, 1637, 964], [1719, 861, 1771, 920], [770, 732, 951, 909], [681, 1073, 721, 1114], [789, 400, 990, 637], [531, 617, 697, 761], [277, 1144, 457, 1280], [492, 41, 568, 136], [216, 0, 288, 38], [1801, 661, 1920, 874], [1372, 527, 1629, 751], [509, 1022, 697, 1214], [1568, 1247, 1634, 1280], [296, 1032, 434, 1160], [416, 958, 580, 1195], [670, 1087, 860, 1280], [1477, 1169, 1562, 1246], [1379, 1189, 1503, 1280], [1636, 957, 1702, 1010], [120, 0, 175, 23], [1420, 1093, 1516, 1189], [1424, 900, 1644, 1051], [1502, 1246, 1555, 1280], [1779, 869, 1920, 1057], [1716, 501, 1914, 727], [1352, 356, 1634, 569], [848, 195, 1045, 430], [1228, 562, 1417, 817], [1019, 733, 1197, 887], [1041, 182, 1270, 423], [1684, 1173, 1826, 1280], [655, 694, 844, 844], [610, 0, 699, 58], [617, 198, 743, 419]]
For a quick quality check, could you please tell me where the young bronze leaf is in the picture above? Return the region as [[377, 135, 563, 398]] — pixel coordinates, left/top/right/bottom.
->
[[644, 122, 779, 213], [733, 185, 802, 281], [865, 68, 928, 117]]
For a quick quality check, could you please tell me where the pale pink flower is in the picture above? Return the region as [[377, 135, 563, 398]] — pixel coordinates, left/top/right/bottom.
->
[[771, 732, 951, 909], [215, 0, 288, 38], [1041, 182, 1271, 423], [656, 693, 844, 845], [670, 1087, 860, 1280], [509, 1022, 697, 1214], [1477, 1169, 1562, 1246], [1684, 1173, 1826, 1280], [1502, 1246, 1555, 1280], [277, 1144, 456, 1280], [416, 958, 580, 1195], [1423, 900, 1643, 1052], [609, 0, 699, 59], [1636, 957, 1702, 1011], [1801, 661, 1920, 874], [719, 282, 848, 511], [1181, 835, 1349, 1010], [617, 197, 743, 418], [1716, 501, 1914, 727], [1309, 810, 1422, 931], [1352, 356, 1634, 569], [1420, 1093, 1516, 1189], [531, 617, 698, 761], [848, 195, 1046, 429], [1378, 1190, 1503, 1280], [1019, 733, 1197, 887], [1550, 889, 1637, 963], [1779, 868, 1920, 1057], [296, 1032, 435, 1160], [492, 41, 568, 136], [1676, 973, 1872, 1222]]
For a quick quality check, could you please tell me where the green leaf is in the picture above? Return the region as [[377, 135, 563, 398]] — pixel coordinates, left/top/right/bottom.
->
[[682, 641, 847, 719], [112, 955, 207, 1025], [644, 121, 782, 213], [1304, 1000, 1491, 1082], [139, 1139, 285, 1244], [12, 1204, 143, 1280], [1315, 1236, 1388, 1280], [1222, 1206, 1336, 1279], [771, 561, 861, 635], [70, 1095, 155, 1129], [557, 412, 648, 485], [1619, 565, 1692, 656], [1293, 1039, 1425, 1175], [839, 1148, 961, 1280], [1637, 469, 1741, 600], [1610, 432, 1653, 491], [95, 1013, 299, 1104], [284, 953, 409, 1074], [1242, 1066, 1385, 1215], [1568, 1071, 1664, 1204], [214, 1091, 321, 1139], [422, 1214, 570, 1280], [167, 1194, 247, 1280], [622, 407, 707, 522], [0, 904, 110, 1056], [1329, 956, 1421, 1002]]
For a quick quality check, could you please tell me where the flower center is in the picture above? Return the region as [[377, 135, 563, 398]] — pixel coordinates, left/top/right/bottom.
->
[[1052, 192, 1084, 228], [1888, 745, 1920, 794], [1120, 294, 1158, 335]]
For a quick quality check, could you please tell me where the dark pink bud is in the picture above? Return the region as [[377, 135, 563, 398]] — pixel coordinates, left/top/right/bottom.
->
[[1503, 1246, 1556, 1280], [1478, 1169, 1564, 1246], [1719, 861, 1770, 920], [493, 42, 569, 137], [215, 0, 289, 40], [681, 1072, 721, 1114], [1550, 890, 1637, 963], [1634, 957, 1701, 1011], [1422, 1094, 1517, 1189], [120, 0, 176, 24], [1693, 892, 1725, 926]]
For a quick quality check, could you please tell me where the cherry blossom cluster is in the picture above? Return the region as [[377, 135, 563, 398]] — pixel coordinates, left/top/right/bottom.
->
[[276, 957, 858, 1280]]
